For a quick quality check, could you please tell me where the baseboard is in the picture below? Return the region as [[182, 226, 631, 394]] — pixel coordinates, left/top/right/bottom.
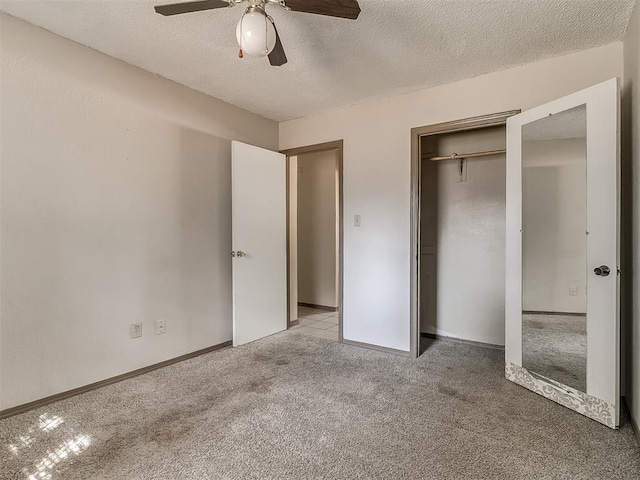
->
[[522, 310, 586, 317], [289, 319, 300, 327], [421, 332, 504, 350], [298, 302, 338, 312], [0, 340, 232, 420], [341, 338, 410, 357], [624, 397, 640, 446]]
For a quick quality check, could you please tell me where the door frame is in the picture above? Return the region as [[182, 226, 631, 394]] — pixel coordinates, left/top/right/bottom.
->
[[281, 140, 344, 342], [409, 111, 521, 358]]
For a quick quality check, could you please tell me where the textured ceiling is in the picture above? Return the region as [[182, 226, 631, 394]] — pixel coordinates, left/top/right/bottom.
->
[[0, 0, 636, 121]]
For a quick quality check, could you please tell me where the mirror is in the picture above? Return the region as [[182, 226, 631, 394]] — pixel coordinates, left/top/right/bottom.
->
[[521, 104, 587, 392]]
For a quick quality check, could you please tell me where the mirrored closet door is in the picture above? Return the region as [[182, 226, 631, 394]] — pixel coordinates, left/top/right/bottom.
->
[[505, 78, 620, 428]]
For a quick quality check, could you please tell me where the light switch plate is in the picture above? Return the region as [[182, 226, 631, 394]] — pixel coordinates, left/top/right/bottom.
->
[[354, 214, 361, 227]]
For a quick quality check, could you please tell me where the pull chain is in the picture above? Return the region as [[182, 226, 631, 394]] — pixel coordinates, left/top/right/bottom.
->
[[265, 12, 269, 54], [238, 13, 244, 58]]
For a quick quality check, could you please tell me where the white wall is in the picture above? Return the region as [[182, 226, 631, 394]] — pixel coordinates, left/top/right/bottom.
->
[[281, 43, 624, 352], [0, 14, 278, 410], [623, 2, 640, 435], [297, 150, 338, 308], [522, 139, 587, 314]]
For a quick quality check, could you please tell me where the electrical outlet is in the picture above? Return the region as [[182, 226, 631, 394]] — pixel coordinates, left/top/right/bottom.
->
[[130, 323, 142, 339], [155, 319, 166, 335], [569, 285, 577, 297], [354, 214, 361, 227]]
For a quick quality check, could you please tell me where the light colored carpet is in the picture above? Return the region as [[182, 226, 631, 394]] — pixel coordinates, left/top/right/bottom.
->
[[1, 331, 639, 480], [522, 313, 587, 392]]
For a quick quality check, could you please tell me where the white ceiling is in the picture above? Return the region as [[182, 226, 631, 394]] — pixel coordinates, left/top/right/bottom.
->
[[0, 0, 636, 121]]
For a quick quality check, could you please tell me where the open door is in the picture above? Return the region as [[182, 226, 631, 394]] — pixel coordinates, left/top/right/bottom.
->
[[232, 141, 287, 346], [505, 78, 620, 428]]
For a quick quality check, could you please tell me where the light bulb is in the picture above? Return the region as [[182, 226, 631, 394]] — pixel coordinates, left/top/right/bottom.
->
[[236, 11, 276, 58]]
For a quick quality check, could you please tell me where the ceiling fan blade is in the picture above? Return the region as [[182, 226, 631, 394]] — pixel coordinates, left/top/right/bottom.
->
[[268, 22, 287, 67], [154, 0, 229, 16], [284, 0, 360, 20]]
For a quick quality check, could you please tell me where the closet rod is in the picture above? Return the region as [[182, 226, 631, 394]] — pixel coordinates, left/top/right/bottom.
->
[[426, 148, 506, 161]]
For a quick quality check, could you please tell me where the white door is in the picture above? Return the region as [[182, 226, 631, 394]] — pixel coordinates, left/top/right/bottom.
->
[[505, 78, 620, 428], [232, 141, 287, 346]]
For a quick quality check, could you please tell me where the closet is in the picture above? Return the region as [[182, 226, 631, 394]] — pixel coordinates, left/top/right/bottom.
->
[[417, 119, 512, 354], [412, 80, 620, 427]]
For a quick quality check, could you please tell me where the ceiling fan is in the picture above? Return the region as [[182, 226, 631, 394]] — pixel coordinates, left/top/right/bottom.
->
[[154, 0, 361, 67]]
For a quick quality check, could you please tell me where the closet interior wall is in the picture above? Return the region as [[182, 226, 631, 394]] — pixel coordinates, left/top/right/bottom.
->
[[420, 126, 507, 346]]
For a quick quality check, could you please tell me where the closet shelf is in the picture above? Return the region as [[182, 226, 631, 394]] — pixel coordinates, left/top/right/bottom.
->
[[426, 148, 506, 161]]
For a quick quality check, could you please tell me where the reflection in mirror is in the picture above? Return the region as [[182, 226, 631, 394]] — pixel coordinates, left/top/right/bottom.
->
[[521, 104, 587, 392]]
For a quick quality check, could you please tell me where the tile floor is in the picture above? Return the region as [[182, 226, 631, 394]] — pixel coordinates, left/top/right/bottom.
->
[[289, 306, 339, 342]]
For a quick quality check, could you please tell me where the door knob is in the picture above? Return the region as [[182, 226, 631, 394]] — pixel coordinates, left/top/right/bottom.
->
[[594, 265, 610, 277], [236, 251, 247, 258]]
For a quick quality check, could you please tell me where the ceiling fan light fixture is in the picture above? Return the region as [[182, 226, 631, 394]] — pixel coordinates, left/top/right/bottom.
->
[[236, 10, 276, 58], [155, 0, 362, 67]]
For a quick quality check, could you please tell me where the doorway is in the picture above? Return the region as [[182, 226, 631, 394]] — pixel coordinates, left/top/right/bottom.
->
[[410, 111, 520, 358], [282, 141, 344, 343]]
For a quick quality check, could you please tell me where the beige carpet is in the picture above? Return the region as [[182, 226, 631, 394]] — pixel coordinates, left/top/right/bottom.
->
[[1, 331, 639, 479]]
